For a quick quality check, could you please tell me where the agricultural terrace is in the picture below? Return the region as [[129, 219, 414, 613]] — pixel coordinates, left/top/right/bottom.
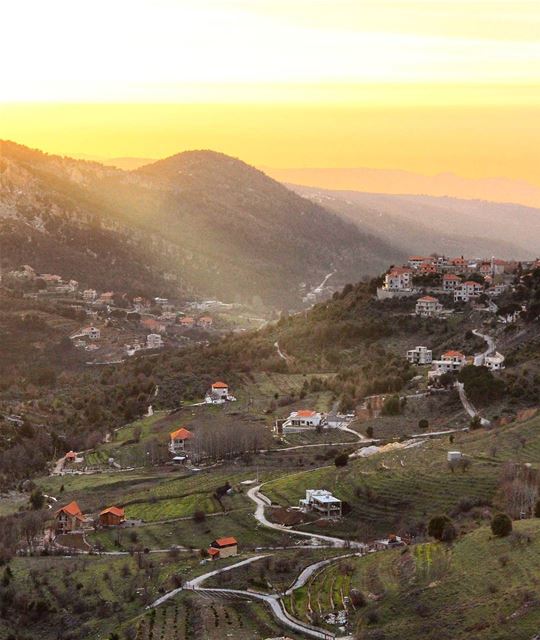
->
[[290, 520, 540, 640]]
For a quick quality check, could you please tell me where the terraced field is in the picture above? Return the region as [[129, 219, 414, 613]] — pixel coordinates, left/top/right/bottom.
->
[[291, 520, 540, 640], [262, 429, 511, 538], [134, 596, 295, 640]]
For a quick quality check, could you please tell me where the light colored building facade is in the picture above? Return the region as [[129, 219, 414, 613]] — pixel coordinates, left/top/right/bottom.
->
[[300, 489, 342, 518], [407, 346, 433, 365], [383, 267, 413, 290], [454, 281, 483, 302], [146, 333, 164, 349], [415, 296, 443, 317]]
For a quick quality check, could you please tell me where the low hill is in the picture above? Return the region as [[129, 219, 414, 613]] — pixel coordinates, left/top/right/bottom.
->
[[290, 184, 540, 259], [0, 141, 403, 308]]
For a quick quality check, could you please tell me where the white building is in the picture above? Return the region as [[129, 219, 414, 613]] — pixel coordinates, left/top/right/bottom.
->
[[408, 256, 432, 270], [383, 267, 413, 291], [210, 381, 229, 399], [284, 410, 323, 428], [299, 490, 342, 518], [429, 350, 466, 377], [442, 274, 461, 291], [415, 296, 443, 317], [146, 333, 164, 349], [454, 281, 483, 302], [80, 326, 100, 340], [484, 352, 505, 371], [407, 346, 433, 365]]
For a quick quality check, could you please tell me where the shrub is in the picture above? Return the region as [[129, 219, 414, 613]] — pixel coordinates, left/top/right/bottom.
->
[[334, 453, 349, 467], [193, 510, 206, 523], [491, 513, 513, 538], [349, 588, 366, 607], [428, 515, 452, 541], [381, 395, 401, 416], [418, 419, 429, 430]]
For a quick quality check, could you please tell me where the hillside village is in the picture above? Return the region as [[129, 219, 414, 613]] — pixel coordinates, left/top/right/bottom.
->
[[0, 253, 538, 640], [3, 263, 268, 364]]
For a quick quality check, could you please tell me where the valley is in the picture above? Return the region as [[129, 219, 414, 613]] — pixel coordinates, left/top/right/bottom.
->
[[0, 245, 538, 639]]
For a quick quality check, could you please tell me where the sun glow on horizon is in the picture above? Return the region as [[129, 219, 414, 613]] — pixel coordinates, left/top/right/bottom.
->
[[1, 1, 539, 186]]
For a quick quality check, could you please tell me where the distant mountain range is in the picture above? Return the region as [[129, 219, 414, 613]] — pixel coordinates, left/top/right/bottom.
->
[[0, 142, 401, 308], [263, 167, 540, 210], [290, 185, 540, 260]]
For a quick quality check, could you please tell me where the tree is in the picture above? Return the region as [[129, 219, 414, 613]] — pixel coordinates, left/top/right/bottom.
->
[[535, 500, 540, 518], [491, 513, 512, 537], [133, 425, 142, 443], [470, 415, 482, 430], [335, 453, 349, 467], [440, 521, 457, 542], [428, 515, 452, 541], [366, 426, 374, 439], [381, 395, 401, 416], [29, 490, 45, 510], [418, 419, 429, 430]]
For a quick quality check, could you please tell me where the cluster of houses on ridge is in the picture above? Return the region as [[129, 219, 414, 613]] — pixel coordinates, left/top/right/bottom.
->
[[378, 254, 523, 307], [407, 345, 505, 378], [6, 265, 223, 359]]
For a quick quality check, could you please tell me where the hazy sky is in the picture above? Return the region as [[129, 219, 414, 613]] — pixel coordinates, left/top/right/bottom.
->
[[1, 0, 539, 184]]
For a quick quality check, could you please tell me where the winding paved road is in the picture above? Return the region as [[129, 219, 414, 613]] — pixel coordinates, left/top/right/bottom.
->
[[247, 484, 366, 550], [472, 328, 496, 366], [150, 552, 353, 639]]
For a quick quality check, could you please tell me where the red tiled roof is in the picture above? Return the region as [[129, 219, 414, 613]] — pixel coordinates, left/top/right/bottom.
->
[[464, 280, 482, 286], [208, 547, 220, 556], [389, 267, 412, 275], [64, 450, 77, 459], [213, 537, 237, 547], [170, 427, 193, 440], [212, 381, 228, 389], [296, 410, 317, 417], [56, 501, 82, 517], [443, 274, 460, 280], [443, 350, 464, 358], [100, 506, 125, 518], [417, 296, 438, 302]]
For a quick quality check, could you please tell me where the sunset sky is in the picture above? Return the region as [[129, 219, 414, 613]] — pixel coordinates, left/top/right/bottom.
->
[[1, 0, 539, 186]]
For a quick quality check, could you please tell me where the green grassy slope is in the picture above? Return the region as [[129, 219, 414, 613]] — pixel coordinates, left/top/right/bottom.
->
[[291, 519, 540, 640]]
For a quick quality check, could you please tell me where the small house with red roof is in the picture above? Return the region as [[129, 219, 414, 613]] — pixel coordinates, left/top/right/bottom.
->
[[211, 381, 229, 399], [99, 506, 125, 527], [64, 450, 77, 463], [208, 536, 238, 560], [284, 409, 323, 429], [169, 427, 193, 453], [429, 350, 467, 378], [55, 501, 85, 534], [454, 280, 483, 302], [408, 256, 432, 270], [383, 267, 413, 291], [415, 295, 443, 317], [443, 273, 461, 291]]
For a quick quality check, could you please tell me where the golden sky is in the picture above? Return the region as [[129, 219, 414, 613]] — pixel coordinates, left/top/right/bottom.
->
[[1, 1, 539, 186]]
